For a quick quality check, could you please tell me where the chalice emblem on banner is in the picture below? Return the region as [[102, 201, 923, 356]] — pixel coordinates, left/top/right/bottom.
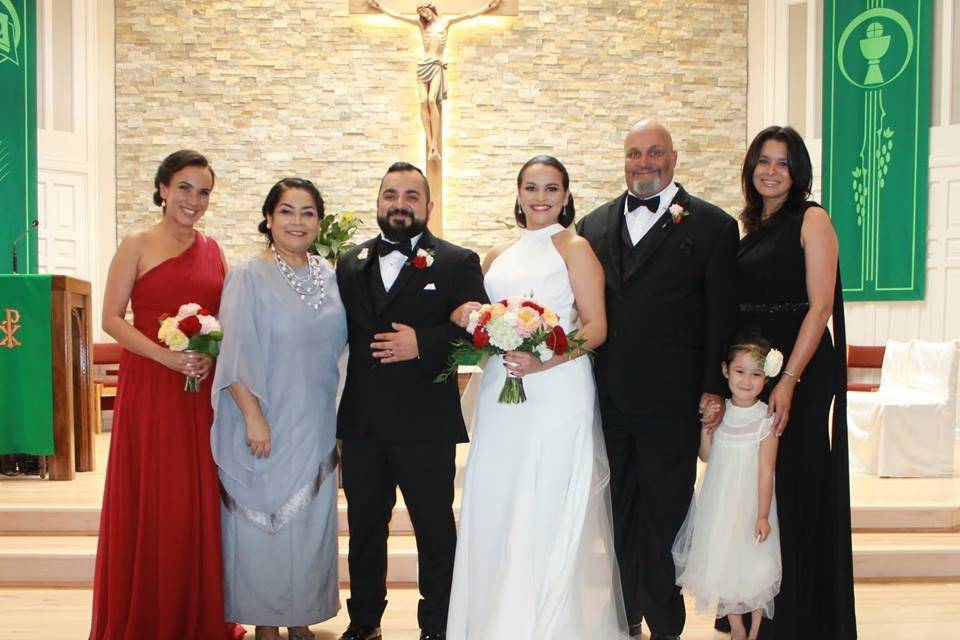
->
[[836, 5, 913, 285]]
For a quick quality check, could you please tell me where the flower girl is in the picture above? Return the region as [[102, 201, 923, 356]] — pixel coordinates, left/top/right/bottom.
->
[[672, 333, 784, 640]]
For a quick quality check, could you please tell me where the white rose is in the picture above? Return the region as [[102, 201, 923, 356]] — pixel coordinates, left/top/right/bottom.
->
[[176, 302, 202, 320], [165, 329, 190, 351], [763, 349, 784, 377], [157, 316, 179, 342], [198, 314, 221, 335]]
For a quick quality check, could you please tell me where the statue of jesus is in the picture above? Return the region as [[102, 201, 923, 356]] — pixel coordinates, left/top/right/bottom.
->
[[368, 0, 501, 160]]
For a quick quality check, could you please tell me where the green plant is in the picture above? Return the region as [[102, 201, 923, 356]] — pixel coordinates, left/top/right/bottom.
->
[[314, 211, 361, 265]]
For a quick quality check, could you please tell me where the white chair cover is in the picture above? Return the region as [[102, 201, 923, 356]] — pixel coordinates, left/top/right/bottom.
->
[[847, 339, 958, 477]]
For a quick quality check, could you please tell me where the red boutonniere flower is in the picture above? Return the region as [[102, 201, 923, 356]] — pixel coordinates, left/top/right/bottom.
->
[[662, 203, 690, 228], [410, 248, 436, 269]]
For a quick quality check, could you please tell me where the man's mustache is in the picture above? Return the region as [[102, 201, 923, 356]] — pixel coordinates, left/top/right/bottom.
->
[[385, 207, 414, 219]]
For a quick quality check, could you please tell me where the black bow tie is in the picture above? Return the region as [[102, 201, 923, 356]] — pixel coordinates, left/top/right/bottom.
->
[[627, 193, 660, 213], [377, 239, 413, 258]]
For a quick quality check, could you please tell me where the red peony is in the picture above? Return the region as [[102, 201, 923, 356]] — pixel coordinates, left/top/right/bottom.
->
[[520, 300, 545, 315], [178, 315, 202, 337], [412, 256, 428, 269], [545, 325, 569, 355], [472, 326, 490, 348]]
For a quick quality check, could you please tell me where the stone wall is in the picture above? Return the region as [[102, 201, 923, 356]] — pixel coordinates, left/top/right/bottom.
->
[[116, 0, 748, 261]]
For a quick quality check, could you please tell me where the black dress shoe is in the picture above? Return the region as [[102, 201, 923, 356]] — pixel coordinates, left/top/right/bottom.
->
[[650, 634, 680, 640], [629, 622, 644, 637], [338, 625, 382, 640], [419, 632, 445, 640]]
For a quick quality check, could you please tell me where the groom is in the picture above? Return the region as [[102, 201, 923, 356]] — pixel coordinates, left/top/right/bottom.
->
[[336, 162, 487, 640], [578, 119, 739, 639]]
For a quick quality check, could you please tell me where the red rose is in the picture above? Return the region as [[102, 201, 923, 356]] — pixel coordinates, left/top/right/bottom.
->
[[545, 325, 569, 355], [477, 310, 492, 328], [520, 300, 545, 315], [413, 256, 428, 269], [178, 315, 202, 337], [472, 326, 490, 348], [197, 308, 211, 316]]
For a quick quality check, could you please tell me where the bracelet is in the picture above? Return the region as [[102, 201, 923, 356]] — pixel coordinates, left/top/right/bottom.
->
[[782, 369, 801, 382]]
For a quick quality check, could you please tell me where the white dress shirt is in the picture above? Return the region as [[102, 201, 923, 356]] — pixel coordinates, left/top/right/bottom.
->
[[623, 181, 679, 246], [378, 232, 422, 291]]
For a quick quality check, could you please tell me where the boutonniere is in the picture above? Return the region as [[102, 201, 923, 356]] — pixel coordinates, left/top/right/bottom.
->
[[662, 203, 689, 228], [410, 247, 436, 269], [357, 247, 369, 261]]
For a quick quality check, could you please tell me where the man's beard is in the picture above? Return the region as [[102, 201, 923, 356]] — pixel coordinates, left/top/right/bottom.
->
[[377, 207, 428, 243], [630, 174, 661, 198]]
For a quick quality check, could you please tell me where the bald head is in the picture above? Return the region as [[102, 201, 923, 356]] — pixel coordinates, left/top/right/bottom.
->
[[624, 118, 678, 197]]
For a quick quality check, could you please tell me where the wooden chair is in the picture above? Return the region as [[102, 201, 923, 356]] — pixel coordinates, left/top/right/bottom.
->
[[94, 342, 123, 433], [847, 344, 885, 392]]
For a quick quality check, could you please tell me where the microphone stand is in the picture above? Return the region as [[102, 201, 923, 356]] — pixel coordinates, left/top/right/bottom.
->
[[11, 219, 39, 274]]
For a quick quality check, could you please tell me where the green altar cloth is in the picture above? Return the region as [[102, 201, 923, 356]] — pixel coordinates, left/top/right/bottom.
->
[[0, 274, 54, 454]]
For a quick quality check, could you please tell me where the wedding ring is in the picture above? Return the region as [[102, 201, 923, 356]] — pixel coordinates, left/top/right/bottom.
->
[[388, 349, 394, 357]]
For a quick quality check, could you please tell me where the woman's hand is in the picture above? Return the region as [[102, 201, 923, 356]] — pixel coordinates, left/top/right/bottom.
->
[[245, 415, 271, 459], [157, 349, 207, 378], [502, 350, 545, 378], [755, 517, 772, 543], [450, 301, 482, 329], [768, 376, 797, 436]]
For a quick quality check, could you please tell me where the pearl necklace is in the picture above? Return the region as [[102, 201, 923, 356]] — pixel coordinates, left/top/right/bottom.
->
[[272, 247, 326, 311]]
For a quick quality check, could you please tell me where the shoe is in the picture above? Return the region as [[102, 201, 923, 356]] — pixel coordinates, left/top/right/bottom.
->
[[288, 627, 316, 640], [419, 632, 445, 640], [629, 622, 644, 637], [650, 634, 680, 640], [339, 625, 382, 640]]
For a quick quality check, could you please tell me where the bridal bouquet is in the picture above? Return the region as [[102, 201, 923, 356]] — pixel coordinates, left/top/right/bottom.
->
[[435, 295, 587, 404], [157, 302, 224, 392]]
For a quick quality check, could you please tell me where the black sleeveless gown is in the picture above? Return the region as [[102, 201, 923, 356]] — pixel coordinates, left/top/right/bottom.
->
[[730, 201, 857, 639]]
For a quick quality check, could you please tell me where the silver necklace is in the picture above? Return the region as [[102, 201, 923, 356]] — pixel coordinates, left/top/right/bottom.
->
[[272, 247, 326, 311]]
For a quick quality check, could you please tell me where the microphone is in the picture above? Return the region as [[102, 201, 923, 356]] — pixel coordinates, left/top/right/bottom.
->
[[11, 219, 39, 274]]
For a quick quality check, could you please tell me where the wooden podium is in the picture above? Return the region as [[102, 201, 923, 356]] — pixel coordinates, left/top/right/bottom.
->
[[47, 276, 96, 480]]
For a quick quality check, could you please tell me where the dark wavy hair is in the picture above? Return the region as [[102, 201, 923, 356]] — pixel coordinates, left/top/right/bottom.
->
[[153, 149, 215, 209], [514, 155, 576, 228], [740, 126, 812, 233], [258, 177, 325, 245]]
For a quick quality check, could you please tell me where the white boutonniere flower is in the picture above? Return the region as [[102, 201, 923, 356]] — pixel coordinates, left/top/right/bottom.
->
[[358, 247, 369, 261]]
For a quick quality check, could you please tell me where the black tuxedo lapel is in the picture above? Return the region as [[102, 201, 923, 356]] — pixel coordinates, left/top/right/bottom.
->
[[352, 239, 378, 318], [622, 186, 691, 285], [601, 195, 627, 290], [378, 230, 436, 316]]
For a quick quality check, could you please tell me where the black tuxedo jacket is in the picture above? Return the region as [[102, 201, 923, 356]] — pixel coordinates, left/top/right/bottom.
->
[[335, 230, 487, 443], [577, 184, 738, 419]]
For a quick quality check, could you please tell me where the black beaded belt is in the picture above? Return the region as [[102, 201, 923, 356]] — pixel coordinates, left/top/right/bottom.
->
[[740, 302, 809, 313]]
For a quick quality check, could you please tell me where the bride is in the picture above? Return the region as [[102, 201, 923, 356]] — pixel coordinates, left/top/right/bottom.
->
[[446, 156, 629, 639]]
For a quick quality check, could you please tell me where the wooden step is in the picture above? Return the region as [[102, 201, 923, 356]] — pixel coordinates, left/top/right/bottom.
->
[[851, 531, 960, 579], [0, 535, 419, 587]]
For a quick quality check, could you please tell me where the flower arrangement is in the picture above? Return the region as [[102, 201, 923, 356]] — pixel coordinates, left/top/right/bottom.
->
[[435, 295, 588, 404], [662, 203, 689, 228], [313, 211, 362, 265], [411, 247, 435, 269], [157, 303, 224, 392]]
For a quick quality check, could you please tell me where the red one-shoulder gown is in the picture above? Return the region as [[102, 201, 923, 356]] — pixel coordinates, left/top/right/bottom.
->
[[90, 232, 239, 639]]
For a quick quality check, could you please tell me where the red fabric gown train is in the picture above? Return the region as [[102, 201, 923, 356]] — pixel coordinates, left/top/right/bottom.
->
[[90, 232, 236, 640]]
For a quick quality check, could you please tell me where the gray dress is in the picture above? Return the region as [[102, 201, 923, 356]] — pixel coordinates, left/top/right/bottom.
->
[[211, 256, 346, 626]]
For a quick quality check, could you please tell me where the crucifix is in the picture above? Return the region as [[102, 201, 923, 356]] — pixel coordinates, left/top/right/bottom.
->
[[353, 0, 515, 235]]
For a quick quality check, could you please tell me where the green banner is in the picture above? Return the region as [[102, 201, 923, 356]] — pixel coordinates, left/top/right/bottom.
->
[[0, 274, 53, 454], [822, 0, 931, 301], [0, 0, 37, 275]]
